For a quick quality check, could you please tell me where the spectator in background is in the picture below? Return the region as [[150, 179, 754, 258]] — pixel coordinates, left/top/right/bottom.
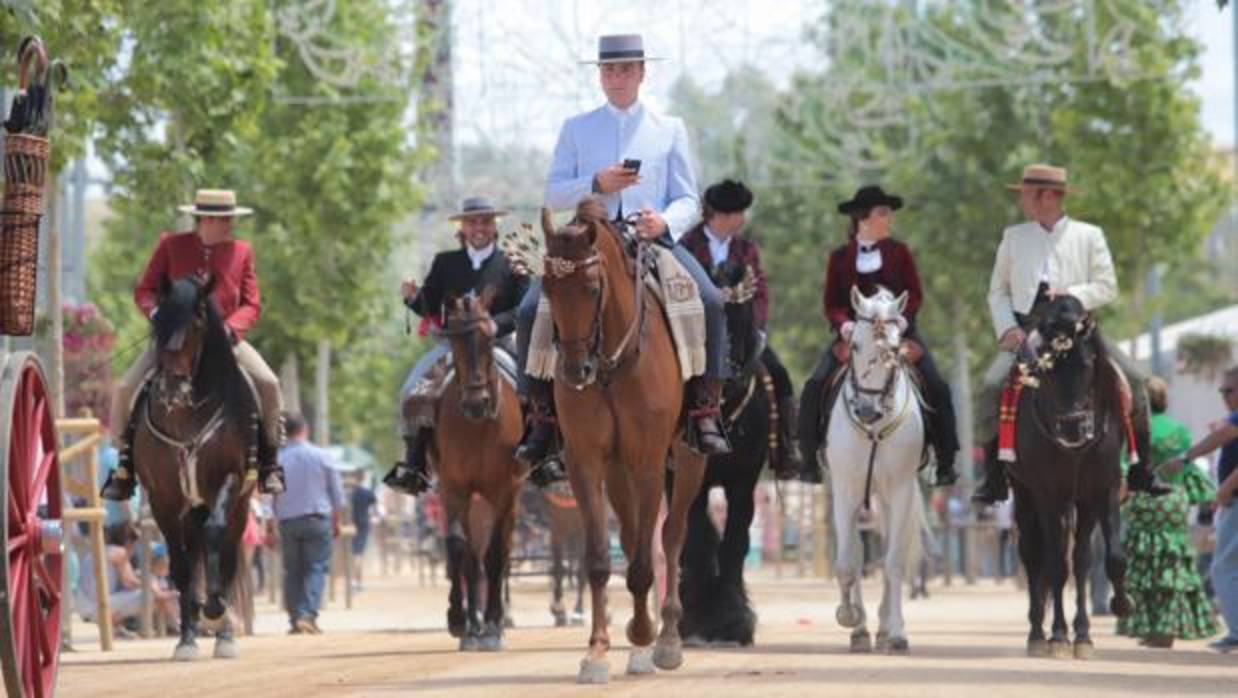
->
[[75, 522, 143, 638], [273, 412, 343, 635], [1118, 377, 1217, 648], [1155, 368, 1238, 653], [350, 474, 377, 592]]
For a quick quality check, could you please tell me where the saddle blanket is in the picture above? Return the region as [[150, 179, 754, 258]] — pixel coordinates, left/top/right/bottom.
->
[[526, 245, 707, 382], [403, 347, 520, 427]]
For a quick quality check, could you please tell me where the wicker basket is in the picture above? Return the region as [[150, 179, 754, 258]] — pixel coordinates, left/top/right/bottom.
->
[[3, 134, 50, 216], [0, 211, 40, 336]]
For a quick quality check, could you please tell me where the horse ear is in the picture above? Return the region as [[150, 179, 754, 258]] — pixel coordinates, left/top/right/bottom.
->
[[850, 285, 864, 313], [478, 284, 497, 312], [894, 290, 909, 315], [540, 208, 555, 241]]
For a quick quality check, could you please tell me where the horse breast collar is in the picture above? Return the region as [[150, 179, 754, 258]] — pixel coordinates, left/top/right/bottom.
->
[[143, 397, 228, 511]]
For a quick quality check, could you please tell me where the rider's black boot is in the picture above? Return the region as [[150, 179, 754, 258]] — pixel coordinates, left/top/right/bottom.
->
[[516, 380, 566, 486], [100, 417, 139, 501], [971, 439, 1008, 504], [687, 377, 731, 456], [384, 430, 433, 496]]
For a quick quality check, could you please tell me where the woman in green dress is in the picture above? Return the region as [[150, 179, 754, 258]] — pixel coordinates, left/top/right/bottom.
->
[[1118, 377, 1218, 648]]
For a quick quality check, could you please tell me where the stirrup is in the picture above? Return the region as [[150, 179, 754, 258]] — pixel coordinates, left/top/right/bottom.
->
[[971, 477, 1008, 504], [383, 463, 430, 496], [258, 467, 286, 495], [528, 456, 567, 488]]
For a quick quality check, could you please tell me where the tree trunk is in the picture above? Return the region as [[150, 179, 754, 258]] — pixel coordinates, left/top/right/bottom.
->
[[950, 297, 973, 483], [315, 339, 330, 445], [280, 353, 301, 414], [47, 176, 64, 418]]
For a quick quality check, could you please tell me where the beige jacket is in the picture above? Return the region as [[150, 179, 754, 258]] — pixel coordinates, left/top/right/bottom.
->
[[987, 216, 1118, 340]]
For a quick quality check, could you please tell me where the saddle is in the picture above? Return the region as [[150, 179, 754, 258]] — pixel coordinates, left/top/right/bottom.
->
[[997, 356, 1138, 464], [128, 368, 264, 469], [401, 343, 521, 428]]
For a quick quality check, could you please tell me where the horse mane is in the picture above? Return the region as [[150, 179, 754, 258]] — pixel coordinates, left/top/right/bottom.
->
[[153, 277, 255, 425]]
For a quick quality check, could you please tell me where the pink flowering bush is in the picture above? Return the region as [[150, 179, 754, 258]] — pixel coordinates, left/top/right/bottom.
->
[[62, 302, 116, 426]]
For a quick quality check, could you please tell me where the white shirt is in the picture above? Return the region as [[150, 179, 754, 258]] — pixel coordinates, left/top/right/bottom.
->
[[988, 216, 1118, 340], [855, 239, 883, 274], [467, 243, 494, 271], [545, 100, 700, 240], [704, 225, 732, 267]]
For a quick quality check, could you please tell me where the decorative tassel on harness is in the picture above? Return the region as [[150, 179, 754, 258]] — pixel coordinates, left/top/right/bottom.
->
[[998, 379, 1024, 464]]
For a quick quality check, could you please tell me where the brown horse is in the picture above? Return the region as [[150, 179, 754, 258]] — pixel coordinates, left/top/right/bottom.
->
[[433, 292, 523, 651], [539, 198, 707, 683], [133, 277, 255, 661]]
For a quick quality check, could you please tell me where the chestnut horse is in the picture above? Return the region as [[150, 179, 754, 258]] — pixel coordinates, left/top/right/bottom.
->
[[134, 277, 254, 661], [434, 293, 523, 651], [539, 198, 707, 683]]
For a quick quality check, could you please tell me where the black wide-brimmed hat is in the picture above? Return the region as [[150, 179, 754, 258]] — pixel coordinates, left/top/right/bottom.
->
[[703, 179, 753, 214], [580, 34, 665, 65], [837, 185, 903, 216]]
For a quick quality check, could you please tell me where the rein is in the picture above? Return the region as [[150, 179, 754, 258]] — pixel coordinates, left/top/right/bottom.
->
[[543, 227, 648, 388], [843, 314, 914, 512], [144, 392, 227, 512]]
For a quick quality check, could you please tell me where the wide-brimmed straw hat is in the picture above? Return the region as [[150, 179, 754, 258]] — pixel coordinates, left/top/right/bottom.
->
[[448, 196, 507, 221], [178, 189, 253, 217], [837, 185, 903, 216], [1006, 164, 1075, 193], [580, 34, 665, 65]]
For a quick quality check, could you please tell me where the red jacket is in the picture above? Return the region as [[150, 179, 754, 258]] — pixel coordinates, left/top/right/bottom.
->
[[823, 238, 923, 332], [134, 232, 262, 341], [679, 223, 770, 328]]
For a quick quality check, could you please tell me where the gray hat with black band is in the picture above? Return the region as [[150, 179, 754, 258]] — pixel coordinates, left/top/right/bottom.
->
[[448, 196, 508, 221], [580, 34, 665, 65]]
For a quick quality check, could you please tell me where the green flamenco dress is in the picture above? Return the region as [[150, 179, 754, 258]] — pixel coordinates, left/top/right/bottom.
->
[[1117, 413, 1218, 642]]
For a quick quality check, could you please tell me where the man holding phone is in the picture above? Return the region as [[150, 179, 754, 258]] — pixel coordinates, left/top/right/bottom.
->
[[513, 33, 731, 472]]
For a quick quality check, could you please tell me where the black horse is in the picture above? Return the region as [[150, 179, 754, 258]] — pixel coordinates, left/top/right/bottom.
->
[[134, 277, 258, 661], [1008, 295, 1140, 660], [678, 261, 771, 647]]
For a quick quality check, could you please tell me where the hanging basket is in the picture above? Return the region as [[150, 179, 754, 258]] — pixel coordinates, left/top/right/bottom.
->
[[0, 211, 40, 336], [2, 133, 50, 216]]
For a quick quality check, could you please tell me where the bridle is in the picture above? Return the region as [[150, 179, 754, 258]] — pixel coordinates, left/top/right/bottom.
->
[[439, 301, 502, 420], [542, 218, 648, 389], [1017, 316, 1103, 452]]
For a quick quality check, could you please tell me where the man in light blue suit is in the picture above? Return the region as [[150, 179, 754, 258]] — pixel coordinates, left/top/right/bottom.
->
[[514, 34, 731, 474]]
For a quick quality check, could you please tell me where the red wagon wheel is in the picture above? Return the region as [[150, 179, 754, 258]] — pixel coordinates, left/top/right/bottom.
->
[[0, 353, 63, 698]]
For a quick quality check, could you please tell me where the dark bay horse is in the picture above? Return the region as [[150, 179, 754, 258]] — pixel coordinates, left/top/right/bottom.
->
[[539, 198, 708, 683], [1009, 295, 1138, 660], [680, 261, 768, 647], [434, 293, 523, 651], [134, 277, 256, 661]]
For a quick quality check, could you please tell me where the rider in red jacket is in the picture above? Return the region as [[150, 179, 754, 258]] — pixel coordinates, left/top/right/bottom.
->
[[100, 190, 286, 500], [798, 185, 960, 487]]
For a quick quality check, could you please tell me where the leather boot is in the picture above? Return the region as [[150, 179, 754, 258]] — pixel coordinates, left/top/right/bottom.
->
[[971, 439, 1008, 504], [515, 380, 564, 486], [933, 446, 960, 488], [100, 417, 139, 501], [687, 377, 731, 456], [256, 428, 284, 492], [384, 430, 432, 496], [771, 395, 802, 480]]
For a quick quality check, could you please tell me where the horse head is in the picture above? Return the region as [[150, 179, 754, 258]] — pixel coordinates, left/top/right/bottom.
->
[[152, 275, 231, 410], [847, 286, 909, 424], [712, 261, 761, 378], [443, 288, 499, 420], [541, 200, 606, 389], [1023, 294, 1102, 448]]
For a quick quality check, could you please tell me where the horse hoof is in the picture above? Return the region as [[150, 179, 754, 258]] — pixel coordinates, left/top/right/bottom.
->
[[874, 632, 889, 652], [553, 612, 568, 628], [682, 635, 708, 648], [504, 616, 515, 630], [850, 630, 873, 654], [577, 658, 610, 684], [836, 604, 863, 629], [459, 635, 482, 652], [213, 638, 239, 660], [570, 612, 585, 626], [626, 646, 656, 675], [1109, 595, 1133, 618], [1049, 640, 1072, 660], [172, 643, 199, 662], [1073, 640, 1094, 660], [653, 642, 683, 671], [1027, 639, 1049, 658], [886, 637, 909, 655]]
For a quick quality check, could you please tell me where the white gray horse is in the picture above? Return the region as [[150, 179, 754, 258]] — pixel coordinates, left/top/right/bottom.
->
[[825, 286, 924, 654]]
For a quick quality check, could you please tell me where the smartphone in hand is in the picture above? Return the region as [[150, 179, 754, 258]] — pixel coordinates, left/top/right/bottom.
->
[[622, 158, 642, 173]]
